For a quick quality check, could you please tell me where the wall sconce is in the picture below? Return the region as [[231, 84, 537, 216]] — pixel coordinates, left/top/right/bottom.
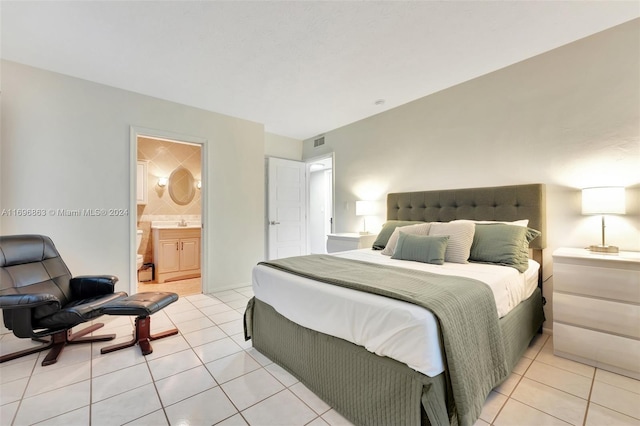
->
[[356, 200, 376, 235], [196, 180, 202, 190], [157, 177, 168, 187], [582, 186, 626, 253]]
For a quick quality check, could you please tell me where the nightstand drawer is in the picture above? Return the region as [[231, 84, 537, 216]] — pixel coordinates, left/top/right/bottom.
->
[[554, 262, 640, 303], [554, 323, 640, 379], [554, 293, 640, 339]]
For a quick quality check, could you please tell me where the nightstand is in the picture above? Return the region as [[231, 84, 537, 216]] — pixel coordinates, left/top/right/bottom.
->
[[326, 233, 377, 253], [552, 247, 640, 379]]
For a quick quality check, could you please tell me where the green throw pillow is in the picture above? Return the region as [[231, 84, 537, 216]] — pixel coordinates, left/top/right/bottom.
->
[[391, 233, 449, 265], [372, 220, 424, 250], [469, 224, 541, 273]]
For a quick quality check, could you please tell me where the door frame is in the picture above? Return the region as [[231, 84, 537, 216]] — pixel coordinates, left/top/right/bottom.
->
[[304, 153, 335, 253], [129, 126, 208, 295]]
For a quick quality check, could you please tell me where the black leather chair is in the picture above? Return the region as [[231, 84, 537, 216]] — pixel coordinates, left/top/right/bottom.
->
[[0, 234, 128, 366]]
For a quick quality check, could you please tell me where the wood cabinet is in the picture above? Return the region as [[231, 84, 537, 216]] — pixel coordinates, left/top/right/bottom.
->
[[552, 247, 640, 379], [153, 228, 201, 283], [326, 233, 377, 253]]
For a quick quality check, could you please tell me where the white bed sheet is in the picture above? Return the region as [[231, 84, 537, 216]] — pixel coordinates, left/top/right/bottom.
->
[[252, 249, 539, 377]]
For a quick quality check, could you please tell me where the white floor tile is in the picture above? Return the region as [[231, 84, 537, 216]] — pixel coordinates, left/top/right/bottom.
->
[[90, 383, 162, 426], [215, 413, 249, 425], [524, 360, 593, 399], [221, 368, 285, 411], [14, 380, 90, 425], [289, 382, 330, 415], [91, 344, 146, 377], [493, 372, 522, 397], [536, 348, 595, 378], [231, 333, 253, 350], [35, 406, 90, 425], [266, 362, 299, 387], [511, 378, 588, 425], [246, 347, 273, 366], [142, 334, 191, 361], [585, 402, 640, 426], [227, 299, 250, 310], [25, 360, 91, 398], [321, 409, 354, 426], [0, 376, 28, 405], [164, 386, 237, 425], [155, 365, 217, 406], [0, 400, 19, 425], [168, 308, 207, 324], [183, 325, 227, 347], [307, 417, 330, 426], [124, 409, 169, 425], [219, 319, 244, 336], [511, 355, 533, 375], [91, 363, 153, 403], [0, 355, 37, 384], [210, 310, 243, 325], [594, 369, 640, 395], [193, 337, 243, 364], [590, 380, 640, 420], [242, 389, 317, 426], [205, 351, 262, 384], [478, 391, 507, 423], [200, 303, 235, 316], [148, 348, 203, 380], [494, 399, 571, 426]]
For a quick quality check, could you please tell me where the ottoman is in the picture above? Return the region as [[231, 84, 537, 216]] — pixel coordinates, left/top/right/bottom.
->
[[100, 292, 179, 356]]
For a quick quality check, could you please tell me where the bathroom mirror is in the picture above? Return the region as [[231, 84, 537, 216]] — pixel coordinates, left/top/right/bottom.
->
[[168, 167, 196, 205]]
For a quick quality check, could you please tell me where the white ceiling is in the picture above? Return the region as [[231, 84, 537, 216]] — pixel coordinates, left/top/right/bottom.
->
[[2, 1, 638, 140]]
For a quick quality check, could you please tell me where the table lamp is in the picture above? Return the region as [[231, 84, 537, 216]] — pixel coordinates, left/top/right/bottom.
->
[[581, 187, 625, 253]]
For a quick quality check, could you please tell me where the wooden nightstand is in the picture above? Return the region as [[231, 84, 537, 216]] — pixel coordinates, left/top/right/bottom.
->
[[552, 247, 640, 379], [326, 233, 377, 253]]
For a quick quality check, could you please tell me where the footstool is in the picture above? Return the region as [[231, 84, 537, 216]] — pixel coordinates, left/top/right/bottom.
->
[[100, 292, 179, 356]]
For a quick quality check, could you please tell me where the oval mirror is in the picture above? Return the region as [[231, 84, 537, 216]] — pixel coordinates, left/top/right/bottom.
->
[[168, 167, 195, 205]]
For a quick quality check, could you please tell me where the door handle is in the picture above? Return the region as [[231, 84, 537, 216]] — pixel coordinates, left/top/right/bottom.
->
[[269, 221, 281, 225]]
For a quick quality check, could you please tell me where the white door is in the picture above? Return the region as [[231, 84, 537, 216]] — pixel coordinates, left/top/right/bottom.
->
[[267, 157, 308, 260]]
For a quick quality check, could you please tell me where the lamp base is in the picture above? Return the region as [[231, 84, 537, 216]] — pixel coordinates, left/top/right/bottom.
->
[[588, 244, 619, 254], [359, 231, 370, 235]]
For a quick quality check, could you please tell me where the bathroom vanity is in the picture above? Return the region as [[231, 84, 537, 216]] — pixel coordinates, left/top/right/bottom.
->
[[151, 221, 201, 283]]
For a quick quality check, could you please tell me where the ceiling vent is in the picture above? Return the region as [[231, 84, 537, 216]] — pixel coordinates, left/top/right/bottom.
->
[[313, 136, 325, 148]]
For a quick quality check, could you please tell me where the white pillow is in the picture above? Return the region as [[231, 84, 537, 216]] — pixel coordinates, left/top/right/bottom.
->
[[472, 219, 529, 227], [381, 223, 431, 256], [428, 220, 476, 263]]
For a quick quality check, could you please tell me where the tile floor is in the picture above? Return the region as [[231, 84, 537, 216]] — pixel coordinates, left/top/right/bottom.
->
[[1, 287, 639, 426]]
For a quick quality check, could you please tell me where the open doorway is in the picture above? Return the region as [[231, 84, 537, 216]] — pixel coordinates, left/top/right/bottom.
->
[[132, 131, 204, 297], [307, 154, 334, 254]]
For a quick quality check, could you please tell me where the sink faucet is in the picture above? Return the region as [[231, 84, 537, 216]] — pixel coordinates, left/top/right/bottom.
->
[[178, 218, 188, 227]]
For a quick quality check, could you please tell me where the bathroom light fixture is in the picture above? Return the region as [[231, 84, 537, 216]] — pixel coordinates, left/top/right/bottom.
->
[[581, 186, 626, 253], [157, 177, 168, 187]]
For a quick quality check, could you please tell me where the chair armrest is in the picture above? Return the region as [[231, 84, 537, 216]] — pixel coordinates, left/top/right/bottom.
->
[[0, 293, 61, 310], [70, 275, 119, 299]]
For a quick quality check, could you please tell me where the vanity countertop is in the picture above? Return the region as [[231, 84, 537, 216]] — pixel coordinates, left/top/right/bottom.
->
[[151, 220, 201, 229]]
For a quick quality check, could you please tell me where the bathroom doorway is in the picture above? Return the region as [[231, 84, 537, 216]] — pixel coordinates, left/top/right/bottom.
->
[[131, 127, 205, 297], [307, 154, 334, 254]]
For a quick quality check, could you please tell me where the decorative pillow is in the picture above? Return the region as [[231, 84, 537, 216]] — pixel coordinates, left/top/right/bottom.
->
[[472, 219, 529, 227], [391, 234, 449, 265], [428, 220, 476, 263], [372, 220, 425, 250], [469, 224, 542, 273], [381, 223, 431, 256]]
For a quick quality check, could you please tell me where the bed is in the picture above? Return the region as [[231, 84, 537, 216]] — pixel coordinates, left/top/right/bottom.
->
[[244, 184, 546, 426]]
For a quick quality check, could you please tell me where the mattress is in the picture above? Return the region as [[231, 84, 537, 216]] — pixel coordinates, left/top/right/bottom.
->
[[252, 249, 539, 377]]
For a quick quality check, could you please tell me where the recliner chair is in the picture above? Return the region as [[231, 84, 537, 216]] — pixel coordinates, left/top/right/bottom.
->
[[0, 234, 127, 366]]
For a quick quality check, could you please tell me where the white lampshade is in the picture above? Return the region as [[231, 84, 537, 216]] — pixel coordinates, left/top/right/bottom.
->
[[355, 200, 376, 216], [582, 187, 626, 215]]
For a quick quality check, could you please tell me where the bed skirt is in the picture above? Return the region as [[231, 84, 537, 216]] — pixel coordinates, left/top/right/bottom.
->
[[244, 288, 544, 426]]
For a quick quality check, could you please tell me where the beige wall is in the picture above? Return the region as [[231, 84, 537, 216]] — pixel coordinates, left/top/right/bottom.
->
[[302, 19, 640, 329], [1, 60, 265, 293], [264, 132, 303, 160]]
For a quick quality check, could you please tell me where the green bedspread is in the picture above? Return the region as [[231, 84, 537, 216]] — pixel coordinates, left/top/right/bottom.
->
[[259, 255, 510, 426]]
